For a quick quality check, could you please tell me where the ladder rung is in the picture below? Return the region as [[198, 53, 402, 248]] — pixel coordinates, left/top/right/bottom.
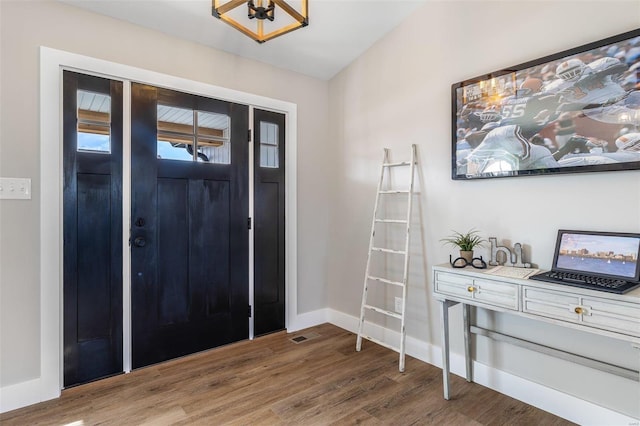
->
[[379, 190, 410, 194], [383, 161, 411, 167], [375, 219, 408, 224], [371, 247, 406, 255], [360, 334, 400, 353], [367, 275, 405, 287], [364, 304, 402, 319]]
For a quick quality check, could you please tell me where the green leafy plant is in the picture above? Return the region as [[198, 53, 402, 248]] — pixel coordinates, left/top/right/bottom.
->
[[440, 229, 485, 251]]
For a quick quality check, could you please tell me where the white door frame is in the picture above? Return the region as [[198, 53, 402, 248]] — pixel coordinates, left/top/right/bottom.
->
[[39, 47, 298, 401]]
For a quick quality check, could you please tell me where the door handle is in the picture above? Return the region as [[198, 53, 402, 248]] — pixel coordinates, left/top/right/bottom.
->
[[133, 236, 146, 247]]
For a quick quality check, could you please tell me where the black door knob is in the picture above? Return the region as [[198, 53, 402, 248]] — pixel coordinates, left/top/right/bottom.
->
[[133, 237, 146, 247]]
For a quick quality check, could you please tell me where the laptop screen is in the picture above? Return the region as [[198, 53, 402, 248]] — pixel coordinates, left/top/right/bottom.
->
[[553, 230, 640, 282]]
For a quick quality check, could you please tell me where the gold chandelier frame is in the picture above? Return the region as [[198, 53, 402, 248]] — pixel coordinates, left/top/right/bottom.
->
[[212, 0, 309, 44]]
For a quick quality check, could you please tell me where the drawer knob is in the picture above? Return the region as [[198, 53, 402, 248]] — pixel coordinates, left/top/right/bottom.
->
[[574, 307, 583, 315], [467, 286, 475, 293]]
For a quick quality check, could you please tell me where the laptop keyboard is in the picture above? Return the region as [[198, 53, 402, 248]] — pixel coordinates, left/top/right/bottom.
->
[[547, 272, 626, 289], [529, 271, 640, 294]]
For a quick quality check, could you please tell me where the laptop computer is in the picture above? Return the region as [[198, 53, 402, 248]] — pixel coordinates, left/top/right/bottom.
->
[[528, 229, 640, 294]]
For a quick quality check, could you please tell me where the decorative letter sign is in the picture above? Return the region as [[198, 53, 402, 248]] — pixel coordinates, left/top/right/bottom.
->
[[488, 237, 531, 268]]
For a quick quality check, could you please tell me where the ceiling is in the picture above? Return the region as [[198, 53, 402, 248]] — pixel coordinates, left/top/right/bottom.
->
[[58, 0, 426, 80]]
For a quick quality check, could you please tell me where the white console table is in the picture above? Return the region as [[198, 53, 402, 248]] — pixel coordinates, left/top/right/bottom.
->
[[432, 263, 640, 400]]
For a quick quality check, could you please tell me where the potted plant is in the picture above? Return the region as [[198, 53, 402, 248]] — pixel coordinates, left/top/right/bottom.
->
[[440, 229, 485, 263]]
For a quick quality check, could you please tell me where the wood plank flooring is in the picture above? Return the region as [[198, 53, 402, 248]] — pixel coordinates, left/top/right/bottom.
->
[[1, 323, 573, 425]]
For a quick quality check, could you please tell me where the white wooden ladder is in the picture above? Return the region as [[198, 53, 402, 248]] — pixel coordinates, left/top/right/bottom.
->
[[356, 144, 416, 372]]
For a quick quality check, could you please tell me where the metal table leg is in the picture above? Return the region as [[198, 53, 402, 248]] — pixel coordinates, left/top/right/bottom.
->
[[440, 299, 452, 399], [463, 303, 472, 382]]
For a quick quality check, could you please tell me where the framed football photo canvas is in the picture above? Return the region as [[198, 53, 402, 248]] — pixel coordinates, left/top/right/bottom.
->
[[452, 28, 640, 180]]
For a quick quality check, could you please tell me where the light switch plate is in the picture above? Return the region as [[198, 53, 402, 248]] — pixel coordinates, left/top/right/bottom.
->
[[0, 177, 31, 199]]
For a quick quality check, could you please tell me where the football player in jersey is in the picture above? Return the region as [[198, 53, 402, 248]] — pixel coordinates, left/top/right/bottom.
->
[[463, 77, 579, 175], [456, 122, 499, 175], [614, 132, 640, 152], [457, 102, 487, 133], [547, 57, 628, 108], [500, 77, 562, 139], [542, 56, 629, 149], [556, 132, 640, 167], [582, 89, 640, 126], [465, 124, 560, 175]]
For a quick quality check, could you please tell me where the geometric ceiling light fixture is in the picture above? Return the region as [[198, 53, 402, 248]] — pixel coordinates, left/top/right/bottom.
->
[[212, 0, 308, 44]]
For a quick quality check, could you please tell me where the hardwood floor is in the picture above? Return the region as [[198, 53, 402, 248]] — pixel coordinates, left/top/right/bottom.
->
[[1, 323, 573, 425]]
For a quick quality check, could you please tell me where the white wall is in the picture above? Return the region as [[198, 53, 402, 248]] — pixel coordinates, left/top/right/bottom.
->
[[0, 0, 329, 392], [327, 0, 640, 420]]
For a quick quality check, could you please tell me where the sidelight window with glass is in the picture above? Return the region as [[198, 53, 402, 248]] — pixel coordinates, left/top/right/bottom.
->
[[77, 90, 111, 153]]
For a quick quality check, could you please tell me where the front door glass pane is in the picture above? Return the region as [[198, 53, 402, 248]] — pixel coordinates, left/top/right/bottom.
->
[[157, 105, 195, 162], [197, 111, 230, 164], [156, 105, 231, 164]]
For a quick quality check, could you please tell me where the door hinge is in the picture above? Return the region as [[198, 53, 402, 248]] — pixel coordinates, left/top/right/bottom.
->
[[248, 217, 252, 229], [248, 129, 252, 143], [248, 305, 252, 317]]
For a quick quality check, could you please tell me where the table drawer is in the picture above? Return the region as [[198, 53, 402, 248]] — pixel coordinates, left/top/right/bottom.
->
[[473, 278, 519, 310], [435, 272, 518, 310], [523, 287, 581, 323], [581, 297, 640, 337], [524, 287, 640, 336], [434, 271, 475, 300]]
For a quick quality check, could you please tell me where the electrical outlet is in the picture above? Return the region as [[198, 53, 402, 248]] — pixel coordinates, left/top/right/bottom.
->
[[0, 177, 31, 200], [394, 297, 402, 313]]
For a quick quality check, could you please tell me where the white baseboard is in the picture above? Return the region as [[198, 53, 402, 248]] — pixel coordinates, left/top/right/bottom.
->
[[327, 308, 639, 425], [0, 377, 59, 414], [287, 307, 329, 333]]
